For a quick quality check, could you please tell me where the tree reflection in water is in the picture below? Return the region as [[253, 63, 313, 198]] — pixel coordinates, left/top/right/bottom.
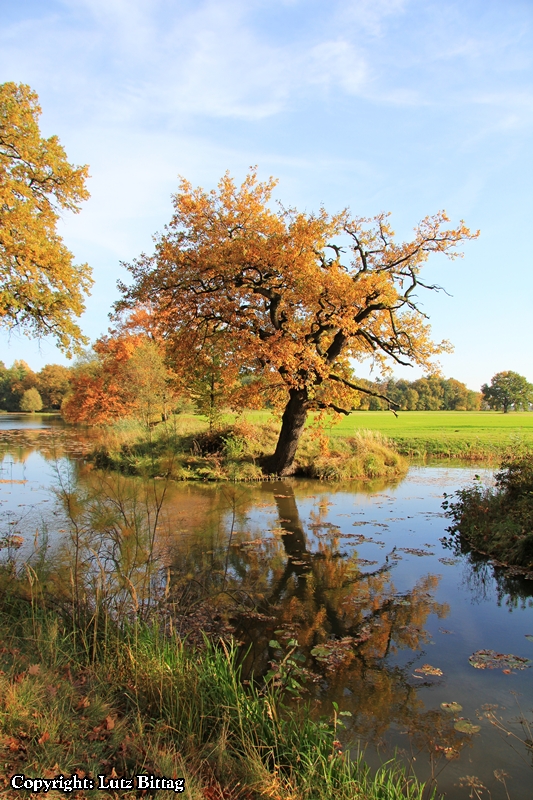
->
[[167, 480, 473, 774]]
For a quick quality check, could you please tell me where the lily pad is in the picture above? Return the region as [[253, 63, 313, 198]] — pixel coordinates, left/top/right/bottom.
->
[[414, 664, 443, 677], [469, 649, 532, 671], [454, 720, 481, 735], [441, 702, 463, 713]]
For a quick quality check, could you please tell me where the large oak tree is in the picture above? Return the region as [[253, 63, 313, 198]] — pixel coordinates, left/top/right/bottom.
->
[[481, 371, 533, 413], [118, 171, 477, 475], [0, 82, 92, 354]]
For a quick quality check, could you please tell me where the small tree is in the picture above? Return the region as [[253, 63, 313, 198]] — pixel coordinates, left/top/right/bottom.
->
[[481, 371, 533, 413], [20, 387, 43, 413], [124, 339, 177, 425]]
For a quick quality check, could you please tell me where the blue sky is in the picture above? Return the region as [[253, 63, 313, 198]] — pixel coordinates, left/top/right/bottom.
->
[[1, 0, 532, 390]]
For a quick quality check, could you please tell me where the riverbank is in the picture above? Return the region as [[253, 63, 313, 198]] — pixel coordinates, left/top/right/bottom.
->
[[88, 410, 533, 478], [0, 595, 432, 800], [317, 410, 533, 460]]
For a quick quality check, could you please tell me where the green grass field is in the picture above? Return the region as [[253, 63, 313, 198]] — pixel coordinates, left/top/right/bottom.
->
[[231, 410, 533, 460]]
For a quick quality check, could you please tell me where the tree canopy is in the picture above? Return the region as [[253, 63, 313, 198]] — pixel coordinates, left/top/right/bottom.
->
[[118, 170, 478, 474], [0, 82, 92, 354], [481, 371, 533, 413]]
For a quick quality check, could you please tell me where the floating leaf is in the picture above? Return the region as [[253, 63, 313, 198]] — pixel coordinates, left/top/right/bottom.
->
[[444, 747, 460, 760], [400, 547, 434, 557], [525, 635, 533, 642], [414, 664, 443, 677], [441, 702, 463, 713], [469, 649, 532, 671], [311, 645, 331, 660], [454, 720, 481, 735]]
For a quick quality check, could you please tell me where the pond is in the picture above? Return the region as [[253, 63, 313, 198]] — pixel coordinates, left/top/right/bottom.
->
[[1, 414, 532, 799]]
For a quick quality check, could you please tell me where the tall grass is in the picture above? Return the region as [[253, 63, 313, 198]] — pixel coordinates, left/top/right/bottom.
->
[[0, 599, 435, 800]]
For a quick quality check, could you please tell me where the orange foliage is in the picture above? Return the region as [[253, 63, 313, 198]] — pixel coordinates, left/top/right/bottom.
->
[[62, 336, 142, 424], [0, 83, 91, 354]]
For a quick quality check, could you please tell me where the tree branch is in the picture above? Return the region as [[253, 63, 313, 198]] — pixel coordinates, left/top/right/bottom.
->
[[328, 373, 399, 415]]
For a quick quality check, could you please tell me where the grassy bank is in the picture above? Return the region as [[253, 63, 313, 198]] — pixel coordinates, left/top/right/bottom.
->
[[89, 418, 407, 482], [0, 598, 433, 800], [83, 408, 533, 479]]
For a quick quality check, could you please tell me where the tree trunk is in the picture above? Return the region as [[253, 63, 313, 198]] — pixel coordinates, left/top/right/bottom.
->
[[265, 388, 308, 475]]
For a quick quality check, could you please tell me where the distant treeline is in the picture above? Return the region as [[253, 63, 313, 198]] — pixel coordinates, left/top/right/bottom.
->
[[353, 376, 482, 411], [1, 359, 484, 415], [0, 360, 71, 412]]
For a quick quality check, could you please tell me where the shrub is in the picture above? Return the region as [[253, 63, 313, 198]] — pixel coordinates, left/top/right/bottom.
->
[[443, 454, 533, 569]]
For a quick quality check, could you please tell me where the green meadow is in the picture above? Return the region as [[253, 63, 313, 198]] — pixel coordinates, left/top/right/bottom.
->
[[328, 410, 533, 458], [233, 410, 533, 461]]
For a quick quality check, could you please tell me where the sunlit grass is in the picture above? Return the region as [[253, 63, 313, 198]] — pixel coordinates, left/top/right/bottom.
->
[[236, 410, 533, 459]]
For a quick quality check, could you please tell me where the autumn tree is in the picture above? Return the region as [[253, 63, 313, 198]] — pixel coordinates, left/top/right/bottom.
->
[[0, 82, 92, 354], [123, 339, 178, 426], [118, 171, 477, 475], [62, 333, 177, 425], [62, 337, 141, 425], [481, 371, 533, 413], [0, 359, 37, 411]]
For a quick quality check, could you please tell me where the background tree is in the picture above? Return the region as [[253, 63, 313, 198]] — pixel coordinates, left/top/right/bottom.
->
[[0, 359, 37, 411], [123, 339, 178, 426], [37, 363, 72, 409], [19, 386, 42, 412], [481, 371, 533, 413], [62, 337, 141, 425], [0, 82, 92, 354], [354, 375, 480, 411], [118, 171, 477, 474]]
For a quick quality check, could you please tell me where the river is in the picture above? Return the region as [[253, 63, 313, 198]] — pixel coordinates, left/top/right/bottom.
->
[[1, 414, 532, 799]]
